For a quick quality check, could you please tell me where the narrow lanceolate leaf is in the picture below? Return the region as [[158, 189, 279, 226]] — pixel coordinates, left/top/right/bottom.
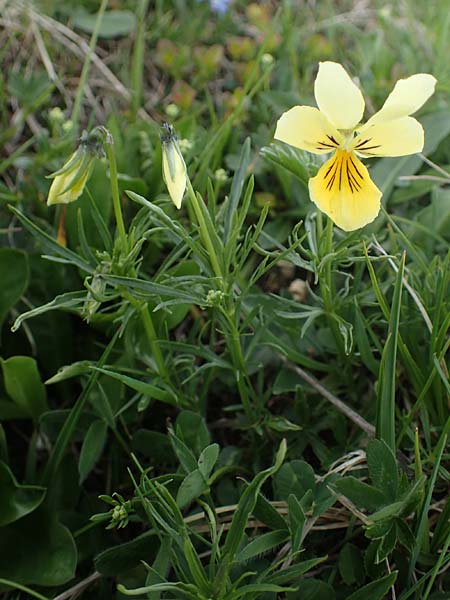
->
[[376, 252, 405, 452], [408, 418, 450, 581], [78, 420, 108, 483], [223, 136, 251, 243], [117, 582, 199, 599], [11, 291, 87, 332], [8, 206, 94, 274], [213, 440, 287, 591], [236, 529, 289, 563], [266, 556, 328, 585], [260, 142, 310, 185], [91, 367, 177, 405]]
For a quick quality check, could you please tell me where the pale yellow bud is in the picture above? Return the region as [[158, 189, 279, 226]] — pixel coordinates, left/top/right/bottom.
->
[[161, 123, 187, 210], [47, 151, 93, 206], [46, 130, 103, 206], [165, 103, 180, 118]]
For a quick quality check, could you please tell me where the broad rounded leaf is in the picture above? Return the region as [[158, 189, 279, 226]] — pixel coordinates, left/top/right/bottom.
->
[[0, 461, 46, 526], [1, 356, 48, 422], [274, 460, 315, 501], [0, 507, 77, 585], [176, 469, 207, 508]]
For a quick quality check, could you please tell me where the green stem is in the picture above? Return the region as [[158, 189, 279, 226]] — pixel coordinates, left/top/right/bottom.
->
[[323, 217, 334, 298], [320, 217, 345, 356], [186, 177, 222, 280], [131, 0, 149, 120], [105, 140, 128, 253], [224, 305, 254, 422], [128, 296, 168, 380], [71, 0, 109, 126], [0, 579, 49, 600]]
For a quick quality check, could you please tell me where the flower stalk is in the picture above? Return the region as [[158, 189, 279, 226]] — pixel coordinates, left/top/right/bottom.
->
[[104, 134, 128, 254], [319, 216, 345, 357], [137, 301, 169, 380]]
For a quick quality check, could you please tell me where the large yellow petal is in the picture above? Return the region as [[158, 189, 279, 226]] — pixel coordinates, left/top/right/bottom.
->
[[274, 106, 343, 154], [309, 150, 381, 231], [314, 62, 365, 130], [352, 116, 424, 157], [366, 73, 436, 125]]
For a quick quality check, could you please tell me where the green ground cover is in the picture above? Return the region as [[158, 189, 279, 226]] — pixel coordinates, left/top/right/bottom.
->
[[0, 0, 449, 598]]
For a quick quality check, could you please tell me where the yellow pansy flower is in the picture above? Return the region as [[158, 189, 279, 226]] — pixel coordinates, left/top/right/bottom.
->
[[275, 62, 436, 231], [161, 122, 187, 210]]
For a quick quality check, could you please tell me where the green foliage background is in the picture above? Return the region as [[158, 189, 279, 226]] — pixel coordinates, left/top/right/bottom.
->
[[0, 0, 449, 598]]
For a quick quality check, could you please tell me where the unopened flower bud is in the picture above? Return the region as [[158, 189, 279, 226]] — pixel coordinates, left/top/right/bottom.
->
[[165, 103, 180, 118], [214, 168, 228, 182], [47, 130, 103, 206], [62, 120, 74, 133], [49, 107, 64, 124], [261, 53, 274, 67], [205, 289, 225, 307], [178, 138, 193, 153], [161, 123, 187, 210]]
